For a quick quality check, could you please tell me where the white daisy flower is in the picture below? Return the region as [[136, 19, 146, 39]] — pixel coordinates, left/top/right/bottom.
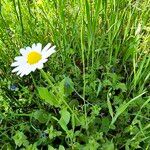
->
[[11, 43, 56, 77]]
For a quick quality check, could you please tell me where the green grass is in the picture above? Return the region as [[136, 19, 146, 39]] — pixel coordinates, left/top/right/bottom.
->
[[0, 0, 150, 149]]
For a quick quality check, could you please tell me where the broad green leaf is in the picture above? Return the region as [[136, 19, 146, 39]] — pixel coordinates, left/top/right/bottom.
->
[[56, 77, 74, 97], [69, 99, 79, 108], [115, 83, 127, 92], [45, 126, 62, 140], [64, 77, 74, 96], [13, 131, 29, 147], [48, 145, 56, 150], [102, 141, 114, 150], [37, 87, 59, 107], [103, 79, 112, 87], [26, 143, 38, 150], [57, 80, 65, 97], [58, 108, 70, 131], [59, 145, 65, 150], [83, 138, 100, 150], [101, 117, 110, 133], [32, 110, 50, 123]]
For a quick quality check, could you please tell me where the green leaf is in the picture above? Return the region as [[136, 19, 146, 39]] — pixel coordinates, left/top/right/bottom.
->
[[56, 77, 74, 98], [59, 145, 65, 150], [107, 98, 114, 119], [37, 87, 59, 107], [48, 145, 56, 150], [69, 99, 79, 108], [103, 79, 112, 87], [57, 80, 65, 97], [58, 108, 70, 131], [102, 141, 114, 150], [101, 117, 110, 133], [33, 109, 50, 123], [115, 83, 127, 92], [64, 77, 74, 96], [96, 82, 102, 97], [13, 131, 29, 147], [45, 126, 62, 140], [26, 143, 38, 150], [111, 92, 146, 126]]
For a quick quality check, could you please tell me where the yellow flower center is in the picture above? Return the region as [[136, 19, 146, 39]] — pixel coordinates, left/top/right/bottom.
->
[[27, 51, 42, 65]]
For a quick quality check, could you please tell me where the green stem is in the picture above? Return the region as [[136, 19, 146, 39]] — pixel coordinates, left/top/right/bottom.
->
[[12, 113, 31, 117], [40, 69, 80, 122], [40, 69, 54, 87], [81, 8, 88, 130]]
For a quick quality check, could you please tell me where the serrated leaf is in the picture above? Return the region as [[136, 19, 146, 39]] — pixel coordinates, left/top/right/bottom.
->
[[13, 131, 29, 147], [26, 143, 38, 150]]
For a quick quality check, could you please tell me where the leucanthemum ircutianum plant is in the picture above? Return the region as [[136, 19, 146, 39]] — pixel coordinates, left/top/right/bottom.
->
[[11, 43, 56, 77], [11, 42, 79, 121]]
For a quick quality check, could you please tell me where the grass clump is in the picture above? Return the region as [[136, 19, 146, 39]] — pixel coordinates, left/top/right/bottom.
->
[[0, 0, 150, 149]]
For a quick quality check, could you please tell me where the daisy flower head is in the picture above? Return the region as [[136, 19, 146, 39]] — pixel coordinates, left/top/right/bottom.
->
[[11, 43, 56, 77]]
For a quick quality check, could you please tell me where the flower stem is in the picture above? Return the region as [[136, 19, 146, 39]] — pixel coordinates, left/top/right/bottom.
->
[[40, 69, 54, 88], [40, 69, 80, 122]]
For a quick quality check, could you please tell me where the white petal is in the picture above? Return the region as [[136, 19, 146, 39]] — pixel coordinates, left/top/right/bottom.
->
[[16, 64, 29, 76], [16, 68, 23, 75], [42, 43, 51, 53], [22, 65, 31, 75], [11, 59, 26, 66], [45, 50, 55, 57], [32, 67, 37, 72], [14, 56, 24, 61], [41, 58, 48, 63], [36, 43, 42, 52], [47, 46, 56, 53], [43, 46, 56, 58], [37, 63, 43, 69], [11, 61, 20, 67], [32, 43, 36, 49], [17, 71, 21, 76], [26, 46, 32, 52], [20, 48, 26, 55], [25, 69, 31, 75], [13, 65, 31, 76], [20, 72, 25, 77], [29, 65, 37, 72], [12, 66, 21, 73], [16, 67, 23, 75], [21, 68, 30, 76]]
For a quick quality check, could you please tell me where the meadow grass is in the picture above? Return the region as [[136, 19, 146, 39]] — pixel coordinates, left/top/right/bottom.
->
[[0, 0, 150, 149]]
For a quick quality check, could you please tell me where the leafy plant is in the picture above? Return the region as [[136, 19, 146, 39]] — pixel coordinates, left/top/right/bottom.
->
[[0, 0, 150, 149]]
